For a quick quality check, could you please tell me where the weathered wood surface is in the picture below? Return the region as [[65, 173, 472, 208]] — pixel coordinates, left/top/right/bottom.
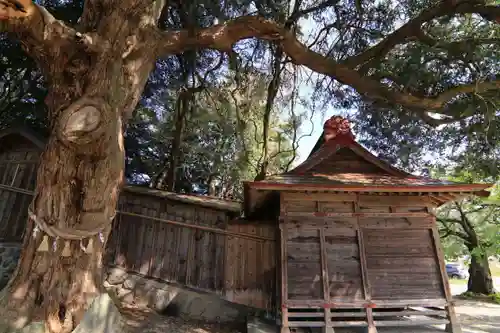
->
[[280, 193, 447, 312], [0, 143, 39, 242], [224, 222, 276, 310], [363, 228, 444, 301]]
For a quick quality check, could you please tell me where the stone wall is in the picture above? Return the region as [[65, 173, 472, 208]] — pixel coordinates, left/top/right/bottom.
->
[[104, 267, 249, 323], [0, 243, 21, 290]]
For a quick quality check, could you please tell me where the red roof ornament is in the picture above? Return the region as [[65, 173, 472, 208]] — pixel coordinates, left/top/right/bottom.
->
[[323, 115, 354, 142]]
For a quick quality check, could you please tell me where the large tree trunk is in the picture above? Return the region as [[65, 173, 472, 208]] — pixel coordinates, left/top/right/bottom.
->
[[0, 1, 164, 332], [467, 249, 494, 294]]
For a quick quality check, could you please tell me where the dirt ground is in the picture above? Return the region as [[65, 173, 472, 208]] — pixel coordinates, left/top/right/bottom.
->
[[119, 299, 500, 333]]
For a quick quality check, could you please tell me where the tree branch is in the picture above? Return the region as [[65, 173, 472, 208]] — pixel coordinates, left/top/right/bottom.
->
[[342, 1, 500, 70], [286, 0, 340, 24], [0, 1, 106, 66], [156, 15, 500, 113]]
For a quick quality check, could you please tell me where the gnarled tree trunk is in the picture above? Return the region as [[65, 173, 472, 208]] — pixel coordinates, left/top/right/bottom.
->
[[0, 1, 163, 332]]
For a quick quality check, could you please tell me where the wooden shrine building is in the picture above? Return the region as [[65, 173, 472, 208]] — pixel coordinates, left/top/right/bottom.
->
[[243, 116, 492, 333]]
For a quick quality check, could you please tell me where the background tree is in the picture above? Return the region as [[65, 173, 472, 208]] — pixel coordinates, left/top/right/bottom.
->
[[436, 169, 499, 294]]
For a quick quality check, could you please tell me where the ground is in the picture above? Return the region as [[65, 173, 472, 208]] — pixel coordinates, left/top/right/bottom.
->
[[118, 299, 500, 333]]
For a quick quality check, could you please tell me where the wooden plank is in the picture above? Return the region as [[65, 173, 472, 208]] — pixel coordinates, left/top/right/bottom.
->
[[358, 195, 432, 207], [118, 210, 274, 241], [284, 212, 430, 218], [280, 221, 289, 331], [285, 299, 447, 308], [372, 310, 447, 317], [427, 210, 462, 333], [366, 308, 377, 333], [374, 319, 449, 326], [319, 228, 333, 332], [430, 222, 453, 301], [282, 192, 357, 202], [285, 218, 358, 230], [359, 217, 433, 229], [357, 229, 370, 301], [318, 201, 354, 213], [288, 322, 325, 328]]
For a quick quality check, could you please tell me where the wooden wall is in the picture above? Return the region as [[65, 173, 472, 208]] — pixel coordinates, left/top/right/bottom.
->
[[106, 194, 277, 310], [0, 137, 39, 242], [280, 192, 446, 308]]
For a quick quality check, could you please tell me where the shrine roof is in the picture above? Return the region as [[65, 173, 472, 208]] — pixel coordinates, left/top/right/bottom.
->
[[244, 115, 492, 194]]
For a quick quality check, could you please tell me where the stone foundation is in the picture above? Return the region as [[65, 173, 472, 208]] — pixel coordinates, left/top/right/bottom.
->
[[0, 243, 21, 290], [104, 267, 249, 323]]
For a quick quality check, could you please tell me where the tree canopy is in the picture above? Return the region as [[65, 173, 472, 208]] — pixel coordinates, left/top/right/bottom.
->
[[1, 0, 498, 182]]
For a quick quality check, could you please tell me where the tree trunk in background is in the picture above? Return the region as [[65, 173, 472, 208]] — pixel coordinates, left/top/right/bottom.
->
[[467, 249, 494, 294], [165, 94, 187, 192]]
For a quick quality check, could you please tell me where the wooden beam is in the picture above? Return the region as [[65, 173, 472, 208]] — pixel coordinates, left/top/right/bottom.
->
[[282, 211, 430, 218], [358, 194, 432, 207], [279, 222, 290, 333], [354, 196, 377, 333], [319, 228, 335, 333], [427, 209, 463, 333], [118, 211, 274, 242], [285, 299, 447, 308], [282, 192, 356, 202]]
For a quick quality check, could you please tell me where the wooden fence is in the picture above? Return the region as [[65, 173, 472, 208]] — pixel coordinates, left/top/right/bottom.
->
[[0, 182, 277, 311], [106, 191, 277, 310]]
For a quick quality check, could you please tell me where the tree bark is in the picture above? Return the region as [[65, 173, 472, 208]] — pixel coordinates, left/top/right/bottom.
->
[[467, 249, 495, 294], [164, 90, 189, 192], [0, 1, 164, 332]]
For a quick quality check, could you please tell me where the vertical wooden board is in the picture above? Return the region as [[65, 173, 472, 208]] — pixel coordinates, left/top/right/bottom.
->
[[177, 218, 192, 283], [192, 209, 204, 287], [126, 218, 138, 271], [430, 225, 453, 301], [324, 234, 363, 301], [158, 209, 171, 279], [148, 218, 161, 278], [185, 228, 195, 286], [235, 224, 243, 291], [286, 226, 323, 300], [214, 214, 227, 291], [280, 223, 288, 305], [203, 229, 215, 289], [224, 228, 237, 292], [111, 214, 124, 266], [144, 212, 156, 276]]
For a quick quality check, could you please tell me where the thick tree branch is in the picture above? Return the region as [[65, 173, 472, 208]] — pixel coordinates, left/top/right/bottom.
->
[[0, 1, 106, 70], [156, 15, 500, 113]]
